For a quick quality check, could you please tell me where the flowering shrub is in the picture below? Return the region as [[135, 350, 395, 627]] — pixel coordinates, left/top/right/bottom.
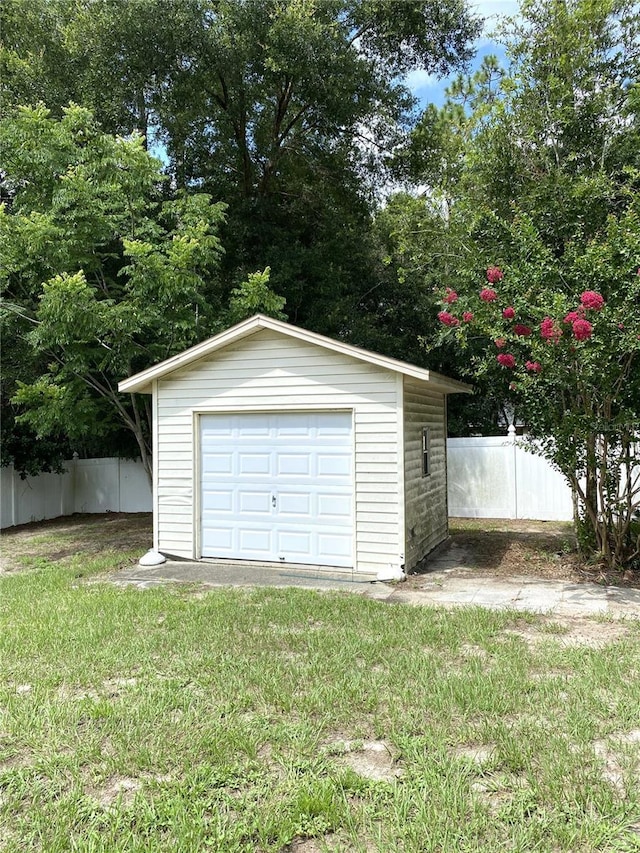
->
[[572, 318, 593, 341], [540, 317, 562, 342], [479, 288, 498, 302], [437, 310, 459, 327], [443, 288, 458, 304], [580, 290, 605, 311], [514, 324, 531, 336], [434, 261, 639, 570]]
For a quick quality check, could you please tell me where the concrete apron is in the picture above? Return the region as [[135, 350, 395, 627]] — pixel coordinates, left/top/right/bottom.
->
[[111, 557, 640, 618], [113, 560, 388, 596]]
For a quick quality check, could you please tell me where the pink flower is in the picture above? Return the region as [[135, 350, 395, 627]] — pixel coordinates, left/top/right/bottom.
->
[[494, 338, 506, 348], [563, 311, 582, 324], [502, 306, 515, 319], [486, 266, 504, 283], [513, 324, 531, 337], [438, 310, 460, 327], [509, 382, 518, 391], [443, 288, 458, 304], [540, 317, 562, 342], [462, 311, 474, 322], [572, 318, 593, 341], [497, 353, 516, 368], [618, 323, 625, 329], [480, 288, 498, 302], [525, 361, 542, 373], [580, 291, 605, 311]]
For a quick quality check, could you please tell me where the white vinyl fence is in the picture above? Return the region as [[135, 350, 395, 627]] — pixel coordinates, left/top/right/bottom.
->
[[1, 457, 152, 529], [1, 435, 575, 529], [447, 432, 573, 521]]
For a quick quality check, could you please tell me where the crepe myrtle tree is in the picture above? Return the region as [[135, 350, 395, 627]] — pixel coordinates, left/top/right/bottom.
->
[[434, 220, 640, 570]]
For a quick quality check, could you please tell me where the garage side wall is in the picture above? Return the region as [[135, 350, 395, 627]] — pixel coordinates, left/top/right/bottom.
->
[[155, 329, 402, 575], [403, 378, 448, 571]]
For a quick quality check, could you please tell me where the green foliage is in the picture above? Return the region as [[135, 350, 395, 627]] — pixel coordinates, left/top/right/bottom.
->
[[395, 0, 640, 566], [1, 0, 480, 349], [227, 268, 287, 325], [0, 105, 285, 477]]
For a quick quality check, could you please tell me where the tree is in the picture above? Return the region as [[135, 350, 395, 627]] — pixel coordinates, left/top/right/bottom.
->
[[425, 0, 640, 569], [1, 104, 283, 480], [1, 0, 482, 340]]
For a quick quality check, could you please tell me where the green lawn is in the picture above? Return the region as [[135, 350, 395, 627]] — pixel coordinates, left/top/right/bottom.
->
[[1, 542, 640, 851]]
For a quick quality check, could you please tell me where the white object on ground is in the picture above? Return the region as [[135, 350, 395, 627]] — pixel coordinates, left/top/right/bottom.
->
[[139, 549, 166, 566], [376, 564, 406, 582]]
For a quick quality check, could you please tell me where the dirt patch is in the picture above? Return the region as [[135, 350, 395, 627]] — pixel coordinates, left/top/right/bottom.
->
[[87, 772, 173, 810], [593, 730, 640, 797], [407, 519, 640, 590], [503, 617, 630, 649], [326, 739, 403, 782], [471, 772, 530, 814], [0, 512, 151, 572], [451, 744, 496, 765], [89, 776, 142, 809]]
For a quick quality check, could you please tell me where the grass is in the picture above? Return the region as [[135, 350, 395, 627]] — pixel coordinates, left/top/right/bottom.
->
[[1, 521, 640, 851]]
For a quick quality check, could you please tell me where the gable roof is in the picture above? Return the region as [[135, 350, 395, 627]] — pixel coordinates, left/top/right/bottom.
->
[[118, 314, 472, 395]]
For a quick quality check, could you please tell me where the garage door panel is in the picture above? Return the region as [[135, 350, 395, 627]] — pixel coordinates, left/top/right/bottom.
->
[[202, 453, 233, 474], [202, 525, 233, 551], [277, 492, 311, 515], [239, 453, 271, 475], [238, 490, 272, 514], [277, 454, 310, 476], [238, 527, 272, 554], [276, 529, 312, 556], [202, 490, 233, 512], [201, 411, 353, 567], [237, 422, 270, 437]]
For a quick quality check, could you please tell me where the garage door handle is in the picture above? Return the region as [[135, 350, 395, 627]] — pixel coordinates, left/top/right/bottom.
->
[[272, 495, 277, 507]]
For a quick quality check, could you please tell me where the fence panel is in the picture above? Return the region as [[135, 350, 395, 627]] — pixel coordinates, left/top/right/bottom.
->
[[514, 444, 574, 521], [0, 458, 152, 528], [2, 441, 579, 529], [447, 434, 574, 521]]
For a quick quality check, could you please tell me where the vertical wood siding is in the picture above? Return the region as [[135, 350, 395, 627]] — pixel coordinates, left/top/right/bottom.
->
[[155, 329, 402, 574], [402, 378, 448, 571]]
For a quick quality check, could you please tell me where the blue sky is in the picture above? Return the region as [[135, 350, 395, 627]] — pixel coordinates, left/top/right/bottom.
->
[[406, 0, 520, 108]]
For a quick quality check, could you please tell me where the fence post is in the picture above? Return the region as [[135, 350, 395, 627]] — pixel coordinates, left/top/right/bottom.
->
[[508, 424, 518, 519], [11, 464, 17, 528]]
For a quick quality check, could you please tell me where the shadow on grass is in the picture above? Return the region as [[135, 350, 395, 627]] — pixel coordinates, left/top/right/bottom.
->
[[1, 512, 152, 568]]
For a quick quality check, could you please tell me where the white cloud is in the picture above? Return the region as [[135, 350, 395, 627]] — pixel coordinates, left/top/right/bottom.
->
[[405, 68, 441, 92], [471, 0, 520, 20]]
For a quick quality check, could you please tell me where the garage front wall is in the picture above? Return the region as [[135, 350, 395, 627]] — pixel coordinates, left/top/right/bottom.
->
[[155, 328, 403, 575]]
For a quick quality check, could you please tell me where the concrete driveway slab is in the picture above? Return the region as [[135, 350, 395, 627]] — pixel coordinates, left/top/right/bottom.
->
[[109, 553, 640, 619]]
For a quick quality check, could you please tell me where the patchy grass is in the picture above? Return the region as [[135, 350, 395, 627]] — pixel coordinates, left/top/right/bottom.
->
[[1, 520, 640, 852], [0, 513, 151, 574], [447, 518, 640, 589]]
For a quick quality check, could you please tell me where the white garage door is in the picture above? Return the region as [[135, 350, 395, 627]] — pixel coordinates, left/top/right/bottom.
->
[[200, 411, 353, 567]]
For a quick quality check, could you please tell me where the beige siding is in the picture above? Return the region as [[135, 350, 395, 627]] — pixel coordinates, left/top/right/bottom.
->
[[155, 329, 402, 574], [402, 377, 448, 571]]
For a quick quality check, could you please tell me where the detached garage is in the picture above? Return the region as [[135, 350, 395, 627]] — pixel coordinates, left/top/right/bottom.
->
[[118, 314, 470, 577]]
